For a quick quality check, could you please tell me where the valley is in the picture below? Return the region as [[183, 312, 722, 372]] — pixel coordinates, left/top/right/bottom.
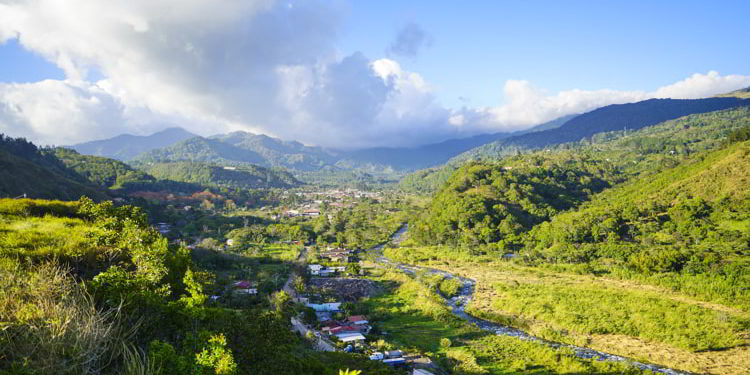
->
[[2, 95, 750, 375]]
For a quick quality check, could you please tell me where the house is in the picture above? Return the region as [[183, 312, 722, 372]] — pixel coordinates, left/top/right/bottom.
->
[[232, 280, 254, 289], [308, 264, 324, 275], [306, 302, 341, 312], [234, 288, 257, 295], [303, 209, 321, 217], [346, 315, 369, 325], [329, 326, 359, 335], [335, 332, 366, 343], [385, 350, 403, 359]]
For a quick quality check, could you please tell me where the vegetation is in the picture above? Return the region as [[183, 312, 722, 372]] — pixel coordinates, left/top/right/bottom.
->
[[455, 97, 750, 162], [361, 268, 648, 374], [0, 135, 105, 200], [53, 147, 156, 189], [142, 161, 300, 189], [0, 198, 398, 375]]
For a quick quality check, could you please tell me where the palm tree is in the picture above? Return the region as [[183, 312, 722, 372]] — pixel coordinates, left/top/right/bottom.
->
[[339, 369, 362, 375]]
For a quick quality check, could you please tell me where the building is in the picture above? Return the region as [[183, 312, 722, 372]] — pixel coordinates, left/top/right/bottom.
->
[[413, 369, 436, 375], [385, 350, 403, 359], [346, 315, 369, 325], [308, 264, 324, 275], [335, 332, 366, 343], [306, 302, 341, 312]]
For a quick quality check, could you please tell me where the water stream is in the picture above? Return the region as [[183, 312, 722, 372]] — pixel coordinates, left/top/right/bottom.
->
[[369, 224, 689, 375]]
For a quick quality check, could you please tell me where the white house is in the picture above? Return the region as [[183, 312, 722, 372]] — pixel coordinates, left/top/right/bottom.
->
[[335, 332, 366, 343], [306, 302, 341, 312], [308, 264, 324, 275]]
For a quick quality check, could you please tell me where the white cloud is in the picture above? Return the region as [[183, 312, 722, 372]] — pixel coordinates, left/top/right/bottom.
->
[[0, 0, 749, 149], [470, 71, 750, 133], [0, 80, 130, 145]]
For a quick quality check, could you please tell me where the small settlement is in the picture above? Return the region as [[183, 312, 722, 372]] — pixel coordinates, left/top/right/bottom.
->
[[293, 244, 437, 374]]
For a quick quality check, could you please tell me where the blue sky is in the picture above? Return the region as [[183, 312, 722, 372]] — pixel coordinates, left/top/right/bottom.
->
[[337, 1, 750, 107], [1, 0, 749, 147]]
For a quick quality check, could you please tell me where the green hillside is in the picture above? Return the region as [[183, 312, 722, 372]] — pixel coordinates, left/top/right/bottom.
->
[[453, 97, 750, 164], [0, 135, 106, 200], [522, 139, 750, 307], [143, 161, 301, 189], [402, 105, 750, 194], [133, 136, 268, 166], [53, 147, 156, 189]]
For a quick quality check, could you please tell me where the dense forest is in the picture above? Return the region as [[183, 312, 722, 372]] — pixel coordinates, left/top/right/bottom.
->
[[142, 161, 301, 189], [0, 135, 105, 200]]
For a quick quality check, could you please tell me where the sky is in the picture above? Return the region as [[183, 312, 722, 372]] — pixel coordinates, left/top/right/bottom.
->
[[1, 0, 749, 149]]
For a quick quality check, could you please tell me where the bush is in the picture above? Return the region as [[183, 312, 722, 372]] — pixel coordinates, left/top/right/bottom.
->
[[440, 337, 452, 348]]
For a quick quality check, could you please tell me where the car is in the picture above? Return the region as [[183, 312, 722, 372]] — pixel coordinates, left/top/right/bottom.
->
[[369, 352, 384, 360]]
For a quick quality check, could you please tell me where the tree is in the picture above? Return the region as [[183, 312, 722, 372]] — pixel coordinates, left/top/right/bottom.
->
[[339, 369, 361, 375], [293, 275, 306, 294]]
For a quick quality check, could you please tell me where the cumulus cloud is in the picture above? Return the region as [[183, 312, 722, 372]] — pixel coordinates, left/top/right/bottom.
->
[[468, 71, 750, 132], [387, 23, 432, 58], [0, 0, 749, 149]]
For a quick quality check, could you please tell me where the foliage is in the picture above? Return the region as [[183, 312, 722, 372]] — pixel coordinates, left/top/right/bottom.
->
[[143, 161, 300, 189], [53, 147, 155, 189], [411, 157, 614, 249], [0, 134, 106, 200]]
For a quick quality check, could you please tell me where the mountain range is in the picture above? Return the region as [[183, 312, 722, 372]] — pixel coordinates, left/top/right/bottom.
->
[[71, 127, 197, 161]]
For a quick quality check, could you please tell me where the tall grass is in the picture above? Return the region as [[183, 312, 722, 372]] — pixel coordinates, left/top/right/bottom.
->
[[0, 263, 135, 375]]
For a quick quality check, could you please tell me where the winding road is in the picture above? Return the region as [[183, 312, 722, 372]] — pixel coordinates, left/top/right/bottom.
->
[[370, 224, 690, 375]]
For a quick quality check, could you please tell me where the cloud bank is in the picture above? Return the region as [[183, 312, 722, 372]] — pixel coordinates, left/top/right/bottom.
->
[[1, 0, 749, 148]]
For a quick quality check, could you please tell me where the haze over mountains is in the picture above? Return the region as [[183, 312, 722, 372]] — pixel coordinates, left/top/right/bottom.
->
[[69, 95, 750, 175]]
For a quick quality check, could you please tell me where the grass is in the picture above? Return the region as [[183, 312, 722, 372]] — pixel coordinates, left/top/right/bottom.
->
[[361, 269, 649, 374], [383, 245, 750, 374]]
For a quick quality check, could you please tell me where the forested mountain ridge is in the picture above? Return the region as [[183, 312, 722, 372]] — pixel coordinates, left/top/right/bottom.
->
[[71, 127, 197, 161], [453, 97, 750, 163], [126, 115, 574, 174], [53, 148, 157, 189], [143, 161, 302, 189], [0, 135, 107, 200], [402, 104, 750, 194], [410, 105, 750, 249]]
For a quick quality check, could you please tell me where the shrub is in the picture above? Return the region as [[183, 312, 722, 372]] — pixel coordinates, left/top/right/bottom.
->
[[440, 337, 452, 348]]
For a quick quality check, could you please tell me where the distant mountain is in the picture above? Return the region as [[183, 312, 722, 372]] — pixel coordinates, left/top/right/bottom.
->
[[341, 114, 575, 170], [71, 127, 197, 161], [455, 97, 750, 162], [142, 161, 301, 189], [132, 136, 268, 166], [210, 132, 336, 171], [132, 115, 575, 175]]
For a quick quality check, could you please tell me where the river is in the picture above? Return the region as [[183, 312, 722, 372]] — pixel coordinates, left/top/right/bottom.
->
[[369, 224, 689, 375]]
